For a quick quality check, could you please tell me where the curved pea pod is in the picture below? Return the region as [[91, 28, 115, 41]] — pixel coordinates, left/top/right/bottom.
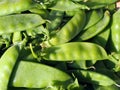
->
[[41, 42, 108, 61], [10, 61, 73, 89], [71, 70, 117, 86], [108, 9, 120, 53], [84, 9, 104, 30], [42, 10, 86, 47], [91, 26, 110, 48], [80, 0, 118, 9], [0, 0, 35, 16], [0, 14, 46, 35], [75, 10, 110, 41], [0, 44, 21, 90], [49, 0, 89, 11]]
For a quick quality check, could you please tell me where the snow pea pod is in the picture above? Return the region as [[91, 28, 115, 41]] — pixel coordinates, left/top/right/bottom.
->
[[42, 10, 86, 47], [41, 42, 108, 61], [10, 61, 73, 89], [72, 70, 117, 86], [91, 26, 110, 48], [80, 0, 118, 9], [0, 44, 21, 90], [84, 9, 103, 30], [75, 10, 110, 41], [0, 14, 45, 35], [0, 0, 35, 16], [49, 0, 89, 11], [108, 9, 120, 53]]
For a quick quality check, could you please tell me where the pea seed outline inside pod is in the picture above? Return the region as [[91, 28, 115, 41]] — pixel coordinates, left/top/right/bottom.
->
[[41, 42, 108, 61]]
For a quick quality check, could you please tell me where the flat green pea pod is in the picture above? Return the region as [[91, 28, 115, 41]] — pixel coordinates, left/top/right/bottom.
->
[[108, 9, 120, 53], [42, 10, 86, 47], [10, 61, 74, 89], [80, 0, 118, 9], [93, 84, 120, 90], [0, 44, 21, 90], [72, 70, 118, 86], [41, 42, 108, 61], [0, 0, 35, 16], [74, 10, 110, 41], [49, 0, 89, 11], [84, 9, 103, 30], [0, 14, 46, 35]]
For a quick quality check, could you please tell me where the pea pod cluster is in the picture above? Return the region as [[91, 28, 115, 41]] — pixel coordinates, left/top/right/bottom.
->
[[1, 0, 120, 90]]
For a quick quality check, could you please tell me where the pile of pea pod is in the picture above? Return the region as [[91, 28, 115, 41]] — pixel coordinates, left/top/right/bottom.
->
[[1, 0, 120, 90]]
